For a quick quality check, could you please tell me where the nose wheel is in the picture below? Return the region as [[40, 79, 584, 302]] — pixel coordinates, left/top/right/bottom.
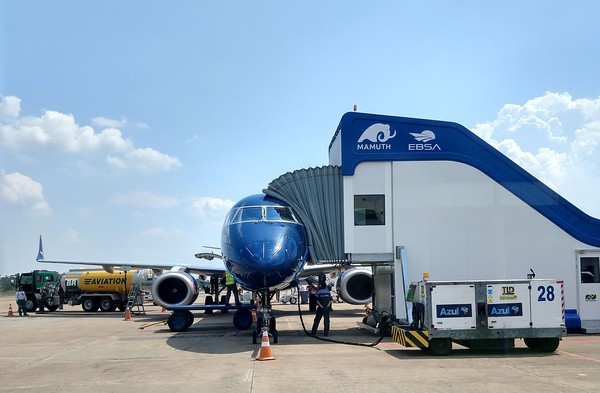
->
[[253, 316, 278, 344], [252, 289, 278, 344]]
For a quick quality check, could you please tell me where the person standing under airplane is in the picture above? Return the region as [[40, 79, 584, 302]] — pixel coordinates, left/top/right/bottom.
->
[[310, 282, 333, 336], [224, 270, 241, 306]]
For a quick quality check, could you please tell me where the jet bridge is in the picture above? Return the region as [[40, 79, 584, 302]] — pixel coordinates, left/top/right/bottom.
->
[[264, 165, 345, 264]]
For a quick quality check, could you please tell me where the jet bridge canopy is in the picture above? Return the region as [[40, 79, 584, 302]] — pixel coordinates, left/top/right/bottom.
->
[[264, 165, 344, 263]]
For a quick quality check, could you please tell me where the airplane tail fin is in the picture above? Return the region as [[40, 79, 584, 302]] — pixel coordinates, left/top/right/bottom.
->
[[37, 235, 44, 261]]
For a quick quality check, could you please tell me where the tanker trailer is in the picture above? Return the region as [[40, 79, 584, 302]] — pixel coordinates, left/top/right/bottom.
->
[[61, 269, 155, 312]]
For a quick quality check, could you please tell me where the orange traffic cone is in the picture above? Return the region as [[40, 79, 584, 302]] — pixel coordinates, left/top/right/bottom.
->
[[7, 304, 15, 317], [123, 307, 132, 321], [256, 327, 275, 361], [252, 310, 257, 323], [161, 306, 166, 313]]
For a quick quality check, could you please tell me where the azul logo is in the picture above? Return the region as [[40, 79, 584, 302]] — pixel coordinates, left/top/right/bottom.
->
[[487, 303, 523, 317], [408, 130, 441, 151], [436, 303, 472, 318], [356, 123, 396, 151]]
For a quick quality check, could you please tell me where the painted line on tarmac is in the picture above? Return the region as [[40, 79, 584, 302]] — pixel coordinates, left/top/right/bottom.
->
[[559, 350, 600, 363]]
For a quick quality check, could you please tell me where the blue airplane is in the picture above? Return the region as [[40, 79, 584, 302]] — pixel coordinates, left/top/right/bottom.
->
[[37, 193, 372, 342]]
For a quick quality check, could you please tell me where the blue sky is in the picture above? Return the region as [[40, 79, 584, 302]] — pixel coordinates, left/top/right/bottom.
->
[[2, 1, 600, 275]]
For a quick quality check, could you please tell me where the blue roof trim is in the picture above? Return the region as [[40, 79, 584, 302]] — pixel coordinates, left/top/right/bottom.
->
[[333, 112, 600, 247]]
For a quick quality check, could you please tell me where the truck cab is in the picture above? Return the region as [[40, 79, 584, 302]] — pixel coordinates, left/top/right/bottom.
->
[[11, 270, 61, 312]]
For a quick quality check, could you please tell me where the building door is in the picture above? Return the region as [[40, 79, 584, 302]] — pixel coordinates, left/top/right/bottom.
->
[[577, 254, 600, 322]]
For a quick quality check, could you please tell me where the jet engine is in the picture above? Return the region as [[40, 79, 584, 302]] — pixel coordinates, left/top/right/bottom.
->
[[336, 267, 372, 304], [152, 271, 199, 308]]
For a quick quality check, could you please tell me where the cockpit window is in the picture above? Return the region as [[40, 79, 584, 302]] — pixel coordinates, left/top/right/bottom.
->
[[227, 206, 299, 224], [228, 208, 242, 224], [266, 206, 297, 222], [241, 207, 263, 221]]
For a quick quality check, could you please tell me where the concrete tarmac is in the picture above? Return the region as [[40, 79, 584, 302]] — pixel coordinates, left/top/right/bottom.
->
[[1, 294, 600, 393]]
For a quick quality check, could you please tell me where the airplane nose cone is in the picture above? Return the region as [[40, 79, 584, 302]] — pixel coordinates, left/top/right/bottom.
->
[[241, 240, 290, 269], [235, 234, 304, 289], [223, 219, 308, 290]]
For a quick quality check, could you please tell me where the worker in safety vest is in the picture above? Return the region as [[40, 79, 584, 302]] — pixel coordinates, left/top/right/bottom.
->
[[224, 270, 241, 306]]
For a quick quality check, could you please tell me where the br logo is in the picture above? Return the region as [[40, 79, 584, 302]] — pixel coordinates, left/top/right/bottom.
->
[[585, 294, 597, 301]]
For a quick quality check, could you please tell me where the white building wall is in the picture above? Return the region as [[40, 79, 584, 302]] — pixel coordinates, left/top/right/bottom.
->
[[389, 160, 588, 309], [343, 161, 393, 256]]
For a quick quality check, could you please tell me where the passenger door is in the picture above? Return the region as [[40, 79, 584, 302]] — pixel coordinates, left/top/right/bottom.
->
[[577, 254, 600, 323]]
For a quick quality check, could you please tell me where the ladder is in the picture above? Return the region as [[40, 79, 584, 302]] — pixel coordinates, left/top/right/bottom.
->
[[126, 283, 146, 315], [47, 273, 65, 309]]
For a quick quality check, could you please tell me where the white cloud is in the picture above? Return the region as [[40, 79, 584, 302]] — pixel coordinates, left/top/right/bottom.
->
[[0, 95, 180, 173], [0, 95, 21, 120], [110, 190, 180, 209], [572, 120, 600, 157], [190, 197, 235, 222], [111, 147, 181, 173], [92, 116, 127, 129], [471, 92, 600, 216], [61, 228, 82, 243], [0, 170, 51, 214]]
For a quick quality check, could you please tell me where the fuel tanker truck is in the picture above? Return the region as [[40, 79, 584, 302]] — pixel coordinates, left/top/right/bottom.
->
[[60, 269, 155, 312], [13, 269, 155, 312]]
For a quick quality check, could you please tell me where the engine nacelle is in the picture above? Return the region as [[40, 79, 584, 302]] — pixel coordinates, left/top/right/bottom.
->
[[152, 271, 199, 308], [336, 267, 372, 305]]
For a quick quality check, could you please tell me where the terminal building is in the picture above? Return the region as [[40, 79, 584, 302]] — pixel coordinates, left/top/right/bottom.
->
[[265, 112, 600, 333]]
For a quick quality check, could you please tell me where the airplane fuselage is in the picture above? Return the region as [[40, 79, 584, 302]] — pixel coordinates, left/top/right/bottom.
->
[[221, 194, 308, 291]]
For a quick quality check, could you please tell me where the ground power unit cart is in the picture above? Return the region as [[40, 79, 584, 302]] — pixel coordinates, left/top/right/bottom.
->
[[391, 279, 567, 356]]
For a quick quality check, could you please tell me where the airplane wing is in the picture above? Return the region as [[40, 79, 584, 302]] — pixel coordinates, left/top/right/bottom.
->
[[36, 235, 226, 276], [298, 263, 341, 278]]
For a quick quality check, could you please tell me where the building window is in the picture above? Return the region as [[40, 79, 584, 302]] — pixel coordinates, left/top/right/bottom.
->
[[354, 194, 385, 226]]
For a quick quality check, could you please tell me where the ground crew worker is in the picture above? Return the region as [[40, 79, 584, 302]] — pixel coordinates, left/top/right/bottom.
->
[[15, 286, 28, 316], [224, 270, 241, 306], [310, 282, 333, 336]]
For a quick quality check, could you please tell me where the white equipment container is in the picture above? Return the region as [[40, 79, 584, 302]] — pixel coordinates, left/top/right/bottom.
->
[[394, 278, 567, 355]]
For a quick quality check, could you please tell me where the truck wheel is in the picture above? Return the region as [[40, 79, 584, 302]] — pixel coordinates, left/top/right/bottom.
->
[[524, 338, 540, 351], [82, 299, 99, 312], [428, 338, 452, 356], [525, 337, 560, 352], [99, 298, 116, 312], [46, 304, 59, 312], [25, 299, 37, 313], [168, 311, 190, 332]]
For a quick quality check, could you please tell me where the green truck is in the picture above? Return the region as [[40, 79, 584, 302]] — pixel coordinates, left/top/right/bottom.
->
[[11, 270, 62, 312]]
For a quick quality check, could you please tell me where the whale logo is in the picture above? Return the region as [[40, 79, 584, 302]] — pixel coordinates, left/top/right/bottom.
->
[[358, 123, 397, 143], [410, 130, 436, 143]]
